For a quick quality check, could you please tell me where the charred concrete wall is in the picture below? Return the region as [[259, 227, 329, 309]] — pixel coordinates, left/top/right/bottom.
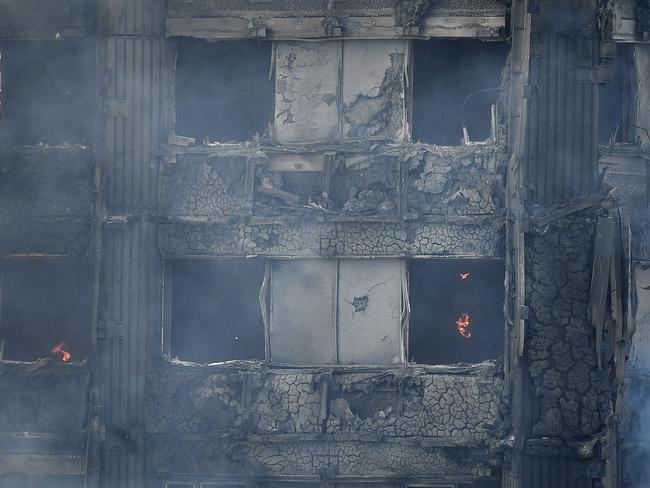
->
[[147, 364, 502, 439], [0, 146, 92, 257], [148, 365, 502, 481], [158, 143, 506, 258], [0, 362, 89, 433], [525, 216, 608, 440]]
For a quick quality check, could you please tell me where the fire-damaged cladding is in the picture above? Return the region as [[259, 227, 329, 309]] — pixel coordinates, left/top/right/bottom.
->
[[3, 0, 650, 487]]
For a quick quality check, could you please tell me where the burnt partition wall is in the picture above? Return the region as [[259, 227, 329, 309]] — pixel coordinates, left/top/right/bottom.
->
[[409, 259, 505, 364]]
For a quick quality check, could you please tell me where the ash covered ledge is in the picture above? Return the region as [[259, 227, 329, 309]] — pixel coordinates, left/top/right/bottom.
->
[[165, 0, 506, 40]]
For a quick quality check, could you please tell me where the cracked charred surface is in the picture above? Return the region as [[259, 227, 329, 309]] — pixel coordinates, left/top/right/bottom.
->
[[159, 154, 250, 218], [159, 142, 505, 220], [147, 364, 501, 438], [159, 220, 502, 257], [0, 146, 92, 256], [405, 143, 506, 216], [148, 364, 502, 477], [326, 371, 501, 438], [153, 437, 497, 477], [0, 362, 89, 432], [331, 155, 400, 216], [525, 217, 608, 438], [158, 142, 506, 257]]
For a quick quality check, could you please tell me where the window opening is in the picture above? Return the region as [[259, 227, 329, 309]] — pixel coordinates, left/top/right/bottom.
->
[[169, 259, 266, 363], [0, 40, 95, 146], [174, 39, 274, 143], [412, 39, 508, 145], [0, 259, 93, 363], [408, 258, 505, 364]]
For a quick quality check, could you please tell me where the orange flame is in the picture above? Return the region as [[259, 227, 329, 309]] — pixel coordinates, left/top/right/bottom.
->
[[51, 342, 71, 362], [456, 313, 472, 339], [459, 272, 470, 280]]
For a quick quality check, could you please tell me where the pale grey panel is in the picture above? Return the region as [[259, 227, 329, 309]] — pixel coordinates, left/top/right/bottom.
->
[[630, 263, 650, 369], [634, 45, 650, 153], [337, 259, 404, 364], [270, 260, 337, 364], [342, 40, 407, 141], [274, 41, 341, 144]]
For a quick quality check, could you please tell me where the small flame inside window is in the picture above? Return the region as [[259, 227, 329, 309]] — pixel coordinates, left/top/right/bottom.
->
[[51, 342, 71, 362], [456, 313, 472, 339]]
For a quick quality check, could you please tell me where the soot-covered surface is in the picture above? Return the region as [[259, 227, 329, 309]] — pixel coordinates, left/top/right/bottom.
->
[[408, 258, 505, 364], [170, 259, 266, 363]]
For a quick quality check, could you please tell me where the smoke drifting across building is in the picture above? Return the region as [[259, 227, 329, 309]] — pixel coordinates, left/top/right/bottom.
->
[[0, 1, 649, 487]]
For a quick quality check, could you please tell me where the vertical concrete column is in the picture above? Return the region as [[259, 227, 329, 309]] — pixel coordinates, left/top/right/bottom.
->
[[95, 1, 165, 486]]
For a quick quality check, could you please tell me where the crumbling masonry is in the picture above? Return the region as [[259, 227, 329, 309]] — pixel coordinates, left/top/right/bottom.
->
[[0, 1, 649, 488]]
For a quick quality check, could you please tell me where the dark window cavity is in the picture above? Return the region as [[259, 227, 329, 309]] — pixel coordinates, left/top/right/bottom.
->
[[174, 39, 274, 143], [408, 259, 505, 364], [0, 40, 95, 146], [412, 39, 508, 145], [599, 44, 636, 145], [0, 259, 93, 363], [169, 259, 266, 364]]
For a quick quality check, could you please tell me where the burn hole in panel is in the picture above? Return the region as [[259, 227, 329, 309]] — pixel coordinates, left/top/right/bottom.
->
[[408, 259, 505, 364], [599, 44, 636, 145], [174, 39, 274, 143], [0, 40, 95, 146], [169, 259, 266, 363], [412, 39, 508, 145], [0, 259, 93, 363]]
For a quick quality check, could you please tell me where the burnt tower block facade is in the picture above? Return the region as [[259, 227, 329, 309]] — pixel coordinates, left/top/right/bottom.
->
[[0, 1, 649, 488]]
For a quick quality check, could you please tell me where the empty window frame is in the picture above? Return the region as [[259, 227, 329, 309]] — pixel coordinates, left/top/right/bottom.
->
[[599, 44, 637, 145], [412, 40, 508, 145], [0, 40, 95, 146], [167, 259, 266, 364], [267, 259, 407, 365], [408, 259, 505, 364], [174, 39, 274, 143], [0, 259, 93, 363]]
